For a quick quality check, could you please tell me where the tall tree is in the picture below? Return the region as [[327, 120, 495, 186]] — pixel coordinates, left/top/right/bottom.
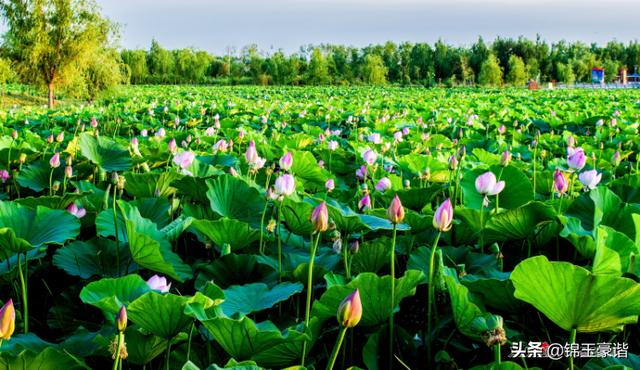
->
[[0, 0, 117, 107], [306, 48, 330, 85], [478, 53, 503, 86], [506, 55, 527, 86], [362, 54, 387, 85]]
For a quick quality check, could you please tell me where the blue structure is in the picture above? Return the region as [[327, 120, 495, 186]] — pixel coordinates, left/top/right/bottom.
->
[[592, 67, 605, 83]]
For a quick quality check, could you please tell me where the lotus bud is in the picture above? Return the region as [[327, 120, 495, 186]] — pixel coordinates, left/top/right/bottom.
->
[[18, 153, 26, 164], [554, 169, 568, 194], [350, 240, 360, 254], [387, 195, 405, 224], [279, 152, 293, 171], [65, 166, 73, 178], [310, 202, 329, 233], [49, 152, 60, 168], [46, 135, 54, 144], [116, 306, 127, 332], [358, 194, 372, 211], [11, 130, 17, 140], [448, 155, 458, 170], [475, 172, 505, 196], [497, 124, 506, 134], [433, 198, 453, 232], [567, 147, 586, 170], [404, 179, 410, 189], [168, 138, 177, 153], [325, 178, 335, 192], [0, 299, 15, 340], [500, 151, 511, 166], [274, 174, 295, 196], [375, 177, 391, 192], [0, 170, 9, 183], [337, 289, 362, 328], [612, 151, 621, 166]]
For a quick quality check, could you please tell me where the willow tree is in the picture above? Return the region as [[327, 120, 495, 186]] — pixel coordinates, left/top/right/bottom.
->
[[0, 0, 116, 107]]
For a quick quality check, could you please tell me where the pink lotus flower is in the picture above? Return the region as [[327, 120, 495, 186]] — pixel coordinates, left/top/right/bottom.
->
[[155, 128, 166, 137], [367, 133, 382, 144], [173, 151, 195, 170], [500, 151, 511, 166], [375, 177, 391, 192], [279, 152, 293, 171], [337, 289, 362, 328], [387, 195, 405, 224], [0, 170, 9, 183], [50, 152, 61, 168], [90, 117, 98, 128], [393, 131, 403, 142], [578, 169, 602, 190], [327, 140, 339, 151], [362, 149, 377, 166], [213, 139, 228, 152], [140, 129, 148, 137], [245, 140, 260, 165], [554, 169, 569, 194], [355, 165, 368, 180], [358, 194, 372, 211], [567, 147, 586, 170], [205, 127, 215, 136], [146, 275, 171, 293], [475, 172, 505, 196], [274, 174, 295, 196], [67, 203, 86, 218]]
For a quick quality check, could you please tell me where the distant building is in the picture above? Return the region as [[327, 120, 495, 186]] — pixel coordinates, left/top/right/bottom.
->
[[591, 67, 605, 83]]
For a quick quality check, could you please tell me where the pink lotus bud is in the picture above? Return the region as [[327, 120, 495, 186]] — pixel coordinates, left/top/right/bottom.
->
[[0, 299, 15, 340], [65, 166, 73, 178], [11, 130, 17, 140], [358, 194, 371, 211], [49, 152, 61, 168], [449, 155, 458, 170], [498, 124, 506, 134], [337, 289, 362, 328], [325, 178, 335, 192], [318, 160, 325, 168], [612, 151, 621, 166], [146, 275, 171, 293], [578, 169, 601, 190], [500, 151, 511, 166], [174, 116, 181, 126], [47, 135, 54, 144], [387, 195, 405, 224], [168, 139, 177, 153], [229, 167, 238, 177], [350, 240, 360, 253], [375, 177, 391, 192], [56, 132, 64, 143], [140, 129, 148, 137], [554, 169, 569, 194], [279, 152, 293, 171], [116, 306, 127, 332], [393, 131, 403, 142], [238, 130, 245, 139], [213, 139, 228, 152], [328, 140, 339, 151], [0, 170, 9, 183], [402, 127, 410, 135], [475, 171, 505, 196], [90, 117, 98, 128], [155, 128, 166, 137], [433, 198, 453, 232], [310, 202, 329, 233], [245, 141, 259, 165], [274, 174, 295, 196]]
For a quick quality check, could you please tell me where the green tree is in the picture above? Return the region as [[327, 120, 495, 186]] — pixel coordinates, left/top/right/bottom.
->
[[0, 0, 117, 107], [506, 55, 527, 86], [478, 54, 503, 86], [362, 54, 387, 84], [148, 40, 174, 82], [556, 62, 575, 85], [306, 48, 330, 85], [121, 49, 148, 84]]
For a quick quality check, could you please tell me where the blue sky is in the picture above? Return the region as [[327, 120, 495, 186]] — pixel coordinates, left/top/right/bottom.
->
[[99, 0, 639, 54]]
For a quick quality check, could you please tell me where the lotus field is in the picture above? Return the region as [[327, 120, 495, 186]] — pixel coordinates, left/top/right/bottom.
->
[[1, 86, 640, 369]]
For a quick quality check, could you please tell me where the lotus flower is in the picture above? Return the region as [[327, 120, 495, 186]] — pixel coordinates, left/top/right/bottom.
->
[[358, 194, 372, 211], [449, 155, 458, 170], [475, 172, 505, 196], [168, 138, 177, 153], [367, 133, 382, 144], [0, 170, 9, 183], [245, 141, 264, 169], [116, 306, 127, 333], [362, 149, 377, 166], [500, 151, 511, 166], [393, 131, 403, 142], [213, 139, 228, 152], [375, 177, 391, 192], [274, 174, 295, 196], [355, 165, 368, 180], [140, 129, 148, 137], [67, 203, 86, 218], [49, 152, 61, 168], [146, 275, 171, 293], [612, 151, 621, 166], [554, 169, 569, 194], [328, 140, 339, 151], [387, 195, 405, 224], [310, 202, 329, 233], [279, 152, 293, 171], [325, 178, 335, 192], [173, 151, 195, 170], [0, 299, 15, 340], [90, 117, 98, 128], [337, 289, 362, 328], [578, 169, 602, 190], [567, 147, 586, 170], [433, 198, 453, 232], [155, 128, 166, 137]]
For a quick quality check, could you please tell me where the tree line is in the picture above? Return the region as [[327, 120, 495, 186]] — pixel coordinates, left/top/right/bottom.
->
[[122, 37, 640, 87], [1, 0, 640, 108]]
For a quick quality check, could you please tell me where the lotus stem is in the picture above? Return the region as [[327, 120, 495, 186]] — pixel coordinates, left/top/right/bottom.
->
[[569, 328, 577, 370], [301, 232, 321, 367], [112, 332, 123, 370], [494, 343, 501, 365], [389, 223, 397, 369], [17, 253, 28, 333], [326, 327, 347, 370], [113, 185, 121, 276], [427, 231, 441, 365]]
